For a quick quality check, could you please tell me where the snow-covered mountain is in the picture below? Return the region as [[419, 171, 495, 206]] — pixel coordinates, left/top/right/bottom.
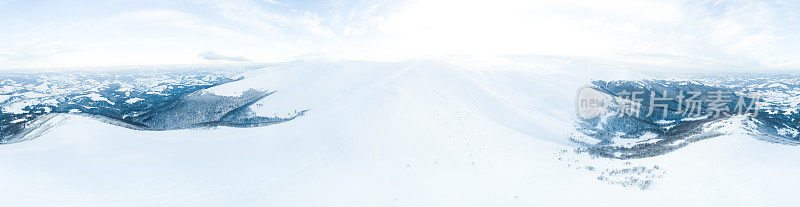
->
[[1, 60, 800, 206]]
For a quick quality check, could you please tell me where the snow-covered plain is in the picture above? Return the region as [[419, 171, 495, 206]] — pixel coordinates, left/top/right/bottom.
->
[[1, 61, 799, 206]]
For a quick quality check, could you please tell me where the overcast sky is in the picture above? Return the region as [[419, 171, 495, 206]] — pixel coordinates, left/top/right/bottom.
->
[[1, 0, 799, 71]]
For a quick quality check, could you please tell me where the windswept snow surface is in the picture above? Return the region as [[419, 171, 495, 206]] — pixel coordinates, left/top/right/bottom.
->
[[1, 61, 800, 206]]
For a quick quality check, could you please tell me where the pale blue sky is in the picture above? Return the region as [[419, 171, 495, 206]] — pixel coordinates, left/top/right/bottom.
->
[[1, 0, 799, 71]]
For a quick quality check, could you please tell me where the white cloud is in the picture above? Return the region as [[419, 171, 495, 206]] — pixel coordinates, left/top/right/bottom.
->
[[263, 0, 284, 6], [0, 0, 799, 71], [111, 9, 196, 22], [198, 51, 250, 62], [111, 9, 262, 41], [354, 0, 800, 71]]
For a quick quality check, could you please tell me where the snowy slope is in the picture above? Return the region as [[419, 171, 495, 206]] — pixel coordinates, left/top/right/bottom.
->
[[0, 61, 799, 206]]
